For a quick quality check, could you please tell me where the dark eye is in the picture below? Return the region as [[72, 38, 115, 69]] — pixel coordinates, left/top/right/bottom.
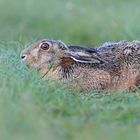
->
[[40, 43, 50, 50]]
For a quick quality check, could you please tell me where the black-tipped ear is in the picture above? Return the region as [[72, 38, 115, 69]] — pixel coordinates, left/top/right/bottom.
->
[[66, 46, 105, 64], [58, 40, 68, 50]]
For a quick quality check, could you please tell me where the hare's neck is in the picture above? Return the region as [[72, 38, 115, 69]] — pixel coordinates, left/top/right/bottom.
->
[[59, 62, 101, 80]]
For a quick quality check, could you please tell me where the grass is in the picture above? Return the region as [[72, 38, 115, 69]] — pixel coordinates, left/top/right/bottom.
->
[[0, 0, 140, 139]]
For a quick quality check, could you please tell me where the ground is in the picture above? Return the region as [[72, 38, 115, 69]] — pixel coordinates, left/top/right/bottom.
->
[[0, 0, 140, 140]]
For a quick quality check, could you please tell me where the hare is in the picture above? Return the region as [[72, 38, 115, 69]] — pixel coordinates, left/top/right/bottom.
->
[[21, 39, 140, 92], [21, 39, 111, 92]]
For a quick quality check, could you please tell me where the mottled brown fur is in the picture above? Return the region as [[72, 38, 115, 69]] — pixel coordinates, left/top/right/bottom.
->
[[96, 41, 140, 91]]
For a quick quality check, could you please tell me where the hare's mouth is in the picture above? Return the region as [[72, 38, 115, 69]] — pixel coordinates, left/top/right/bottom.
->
[[22, 61, 31, 69], [21, 58, 35, 69]]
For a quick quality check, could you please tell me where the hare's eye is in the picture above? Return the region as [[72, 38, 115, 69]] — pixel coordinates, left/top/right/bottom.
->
[[40, 43, 50, 50]]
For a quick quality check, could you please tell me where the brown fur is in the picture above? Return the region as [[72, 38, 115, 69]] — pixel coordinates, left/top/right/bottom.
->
[[96, 41, 140, 91]]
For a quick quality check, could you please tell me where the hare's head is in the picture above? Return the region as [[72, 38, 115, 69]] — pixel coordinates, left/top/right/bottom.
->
[[21, 39, 68, 75], [21, 39, 107, 81]]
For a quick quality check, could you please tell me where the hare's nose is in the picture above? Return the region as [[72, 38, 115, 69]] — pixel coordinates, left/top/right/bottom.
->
[[21, 54, 27, 61]]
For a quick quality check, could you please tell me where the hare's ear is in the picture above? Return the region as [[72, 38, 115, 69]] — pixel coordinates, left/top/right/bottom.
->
[[66, 49, 105, 64], [57, 40, 68, 50]]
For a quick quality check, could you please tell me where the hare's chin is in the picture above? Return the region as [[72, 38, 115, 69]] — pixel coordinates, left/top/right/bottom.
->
[[22, 60, 37, 69]]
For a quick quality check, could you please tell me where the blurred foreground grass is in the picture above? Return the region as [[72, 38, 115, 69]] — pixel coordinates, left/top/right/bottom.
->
[[0, 0, 140, 140]]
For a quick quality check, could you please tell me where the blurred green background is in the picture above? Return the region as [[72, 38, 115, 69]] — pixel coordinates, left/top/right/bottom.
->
[[1, 0, 140, 45], [0, 0, 140, 140]]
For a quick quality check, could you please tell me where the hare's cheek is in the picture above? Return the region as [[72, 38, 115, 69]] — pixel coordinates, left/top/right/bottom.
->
[[40, 55, 52, 63], [31, 48, 39, 57]]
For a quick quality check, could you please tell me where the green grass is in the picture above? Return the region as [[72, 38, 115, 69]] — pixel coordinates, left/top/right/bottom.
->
[[1, 0, 140, 140]]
